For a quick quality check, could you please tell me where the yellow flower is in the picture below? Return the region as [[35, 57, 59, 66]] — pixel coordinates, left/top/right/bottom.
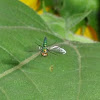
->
[[76, 25, 98, 41], [20, 0, 40, 11], [37, 7, 51, 14], [20, 0, 51, 14]]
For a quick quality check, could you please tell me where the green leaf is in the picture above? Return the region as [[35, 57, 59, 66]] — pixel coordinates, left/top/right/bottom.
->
[[59, 0, 99, 40], [0, 0, 100, 100], [41, 13, 66, 37], [60, 0, 99, 17], [41, 13, 93, 43], [88, 11, 100, 39], [65, 10, 92, 30]]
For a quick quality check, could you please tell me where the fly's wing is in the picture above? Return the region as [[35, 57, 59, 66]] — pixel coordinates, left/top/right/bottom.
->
[[49, 46, 66, 54]]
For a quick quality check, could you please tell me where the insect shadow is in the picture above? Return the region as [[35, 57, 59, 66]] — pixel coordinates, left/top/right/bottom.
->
[[2, 59, 19, 66]]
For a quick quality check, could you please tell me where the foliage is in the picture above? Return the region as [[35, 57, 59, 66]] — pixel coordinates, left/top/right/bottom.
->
[[0, 0, 100, 100]]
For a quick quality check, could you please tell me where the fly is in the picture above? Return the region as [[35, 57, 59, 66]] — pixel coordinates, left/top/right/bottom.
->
[[38, 37, 66, 57], [40, 37, 48, 56]]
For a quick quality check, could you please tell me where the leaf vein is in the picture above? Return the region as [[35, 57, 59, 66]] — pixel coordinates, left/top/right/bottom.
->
[[0, 26, 51, 34], [0, 52, 40, 79], [0, 87, 10, 100], [20, 69, 44, 98]]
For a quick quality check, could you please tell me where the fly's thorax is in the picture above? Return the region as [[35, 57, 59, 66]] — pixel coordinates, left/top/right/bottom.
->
[[42, 47, 48, 53], [41, 47, 48, 56]]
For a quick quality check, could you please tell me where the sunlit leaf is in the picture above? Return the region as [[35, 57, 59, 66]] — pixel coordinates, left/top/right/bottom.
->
[[0, 0, 100, 100], [41, 13, 94, 43]]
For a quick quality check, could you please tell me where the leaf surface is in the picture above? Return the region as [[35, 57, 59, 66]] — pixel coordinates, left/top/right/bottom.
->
[[41, 13, 94, 43], [0, 0, 100, 100]]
